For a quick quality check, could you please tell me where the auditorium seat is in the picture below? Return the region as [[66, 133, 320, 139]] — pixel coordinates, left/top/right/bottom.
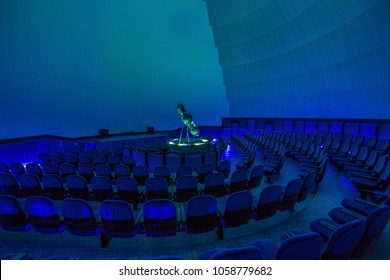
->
[[181, 195, 221, 239], [9, 162, 26, 180], [25, 163, 43, 180], [175, 175, 199, 202], [90, 176, 114, 201], [121, 155, 136, 172], [59, 163, 77, 181], [61, 198, 101, 237], [341, 191, 390, 216], [113, 164, 131, 180], [107, 155, 121, 170], [250, 231, 324, 260], [0, 173, 21, 197], [42, 163, 60, 176], [153, 165, 172, 185], [77, 163, 95, 183], [0, 195, 31, 232], [328, 205, 390, 257], [115, 177, 140, 210], [349, 159, 390, 193], [217, 160, 231, 179], [253, 185, 283, 220], [175, 164, 193, 179], [132, 165, 149, 186], [141, 199, 178, 237], [19, 173, 44, 196], [92, 155, 106, 166], [219, 190, 253, 230], [309, 218, 365, 259], [66, 175, 91, 200], [100, 200, 138, 247], [297, 171, 317, 203], [247, 164, 263, 189], [278, 178, 303, 212], [184, 152, 203, 173], [37, 153, 51, 165], [145, 177, 169, 200], [42, 174, 67, 200], [196, 163, 214, 184], [78, 153, 93, 165], [0, 162, 10, 174], [165, 152, 182, 176], [24, 196, 65, 234], [376, 139, 390, 155], [203, 172, 226, 197], [227, 168, 248, 193]]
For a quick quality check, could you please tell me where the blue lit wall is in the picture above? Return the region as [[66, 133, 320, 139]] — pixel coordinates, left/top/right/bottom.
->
[[0, 0, 227, 139], [204, 0, 390, 119]]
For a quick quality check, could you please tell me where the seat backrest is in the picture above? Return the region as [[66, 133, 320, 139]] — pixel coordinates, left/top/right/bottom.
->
[[248, 165, 263, 189], [364, 137, 377, 150], [184, 152, 203, 173], [275, 232, 324, 260], [0, 194, 30, 231], [0, 162, 10, 174], [59, 163, 77, 176], [217, 160, 231, 178], [165, 152, 182, 174], [132, 149, 147, 166], [148, 152, 164, 172], [95, 164, 112, 177], [223, 190, 253, 227], [256, 185, 283, 217], [353, 135, 365, 146], [322, 219, 366, 259], [24, 196, 63, 233], [144, 177, 168, 200], [209, 246, 263, 260], [61, 198, 99, 235], [65, 175, 89, 199], [142, 199, 177, 237], [26, 163, 42, 175], [365, 205, 390, 238], [229, 169, 248, 192], [176, 164, 193, 178], [279, 178, 303, 211], [41, 174, 64, 189], [204, 172, 226, 197], [176, 175, 198, 190], [90, 176, 113, 201], [42, 163, 59, 175], [19, 173, 43, 195], [356, 146, 369, 162], [113, 164, 131, 177], [153, 165, 171, 179], [186, 195, 218, 234], [100, 200, 135, 238], [0, 173, 20, 196], [197, 162, 214, 184], [9, 162, 26, 179], [115, 177, 139, 204], [297, 171, 316, 202], [376, 139, 390, 155]]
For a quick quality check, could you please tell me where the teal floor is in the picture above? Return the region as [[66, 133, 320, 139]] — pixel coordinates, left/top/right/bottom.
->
[[0, 147, 389, 260]]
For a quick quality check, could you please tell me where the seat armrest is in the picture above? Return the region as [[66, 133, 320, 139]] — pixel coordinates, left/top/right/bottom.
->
[[318, 220, 337, 232], [341, 208, 365, 219]]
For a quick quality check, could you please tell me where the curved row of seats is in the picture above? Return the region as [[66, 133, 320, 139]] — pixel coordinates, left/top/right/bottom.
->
[[35, 147, 221, 177], [0, 162, 265, 204], [0, 174, 314, 246]]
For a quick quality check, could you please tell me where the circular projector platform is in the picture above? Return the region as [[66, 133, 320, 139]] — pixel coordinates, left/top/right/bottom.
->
[[167, 138, 209, 154]]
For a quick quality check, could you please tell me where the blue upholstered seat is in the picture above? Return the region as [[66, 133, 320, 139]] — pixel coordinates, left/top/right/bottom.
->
[[251, 231, 324, 259], [24, 196, 65, 234], [0, 195, 31, 232]]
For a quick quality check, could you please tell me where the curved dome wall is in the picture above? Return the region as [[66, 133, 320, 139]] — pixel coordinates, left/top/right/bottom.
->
[[203, 0, 390, 119]]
